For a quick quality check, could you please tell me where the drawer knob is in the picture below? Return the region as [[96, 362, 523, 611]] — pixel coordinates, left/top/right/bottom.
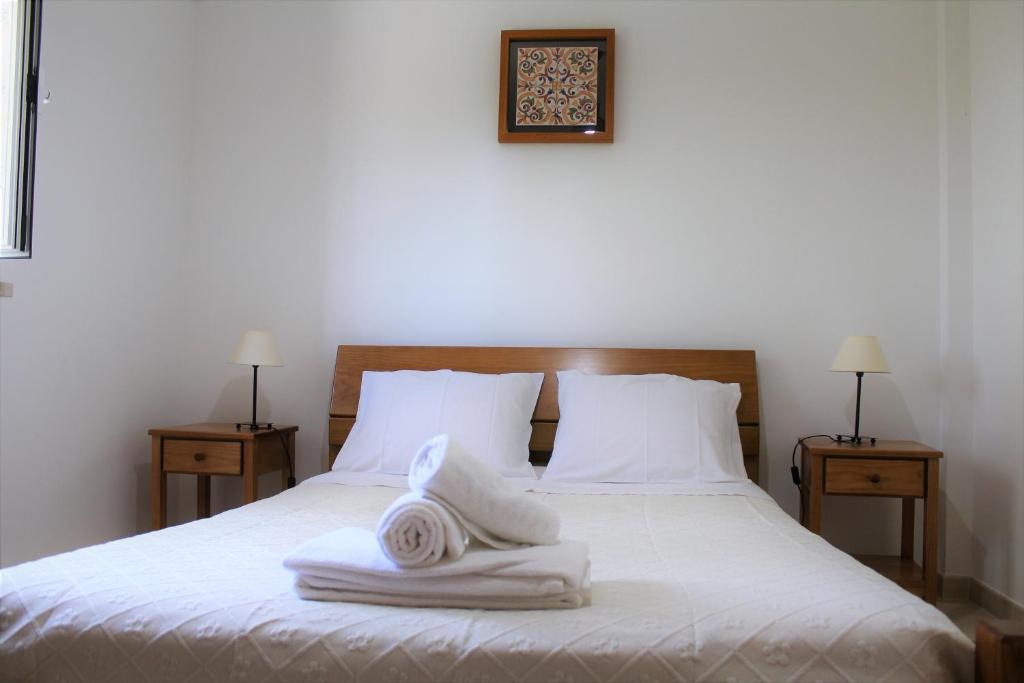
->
[[194, 452, 207, 462], [868, 473, 881, 484]]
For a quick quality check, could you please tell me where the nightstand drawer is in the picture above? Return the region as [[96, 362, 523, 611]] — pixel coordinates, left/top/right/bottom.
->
[[163, 440, 241, 475], [825, 457, 924, 496]]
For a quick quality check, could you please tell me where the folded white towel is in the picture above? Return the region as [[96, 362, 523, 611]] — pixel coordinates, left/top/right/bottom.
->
[[376, 491, 467, 567], [408, 434, 560, 548], [284, 527, 590, 610]]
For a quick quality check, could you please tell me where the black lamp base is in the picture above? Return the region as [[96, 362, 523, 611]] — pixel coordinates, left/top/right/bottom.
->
[[836, 433, 877, 445], [236, 422, 274, 432], [237, 365, 273, 432], [838, 371, 878, 445]]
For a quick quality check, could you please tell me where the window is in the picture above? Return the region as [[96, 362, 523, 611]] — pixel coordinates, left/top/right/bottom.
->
[[0, 0, 40, 259]]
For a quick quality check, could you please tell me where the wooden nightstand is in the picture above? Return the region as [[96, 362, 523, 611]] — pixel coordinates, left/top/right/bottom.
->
[[800, 437, 942, 603], [977, 619, 1024, 683], [149, 423, 297, 530]]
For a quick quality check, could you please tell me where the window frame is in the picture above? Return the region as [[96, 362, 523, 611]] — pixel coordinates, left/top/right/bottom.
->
[[1, 0, 42, 259]]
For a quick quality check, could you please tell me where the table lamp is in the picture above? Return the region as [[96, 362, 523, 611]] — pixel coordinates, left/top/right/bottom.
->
[[831, 335, 889, 444], [229, 330, 283, 431]]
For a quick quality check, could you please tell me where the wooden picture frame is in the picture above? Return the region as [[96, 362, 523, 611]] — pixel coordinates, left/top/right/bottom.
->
[[498, 29, 615, 143]]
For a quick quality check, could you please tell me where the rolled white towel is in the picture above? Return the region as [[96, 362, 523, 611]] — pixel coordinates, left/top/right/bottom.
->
[[409, 434, 560, 548], [376, 491, 468, 567]]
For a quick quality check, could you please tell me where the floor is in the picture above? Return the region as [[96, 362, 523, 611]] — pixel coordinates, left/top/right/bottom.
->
[[938, 600, 1000, 641]]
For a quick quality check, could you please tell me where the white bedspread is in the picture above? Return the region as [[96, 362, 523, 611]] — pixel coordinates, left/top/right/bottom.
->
[[0, 479, 972, 682]]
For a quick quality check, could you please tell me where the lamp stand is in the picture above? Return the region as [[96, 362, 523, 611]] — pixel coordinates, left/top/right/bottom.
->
[[236, 364, 274, 431], [836, 371, 876, 445]]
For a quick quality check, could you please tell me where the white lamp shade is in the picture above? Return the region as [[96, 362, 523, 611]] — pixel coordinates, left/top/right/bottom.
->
[[229, 331, 283, 367], [830, 335, 890, 373]]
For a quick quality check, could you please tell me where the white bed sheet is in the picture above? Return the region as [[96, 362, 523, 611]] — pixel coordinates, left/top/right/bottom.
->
[[308, 469, 772, 498], [0, 479, 972, 682]]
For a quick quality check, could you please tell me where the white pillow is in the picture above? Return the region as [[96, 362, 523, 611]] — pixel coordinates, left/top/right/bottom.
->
[[335, 369, 543, 478], [542, 370, 747, 483]]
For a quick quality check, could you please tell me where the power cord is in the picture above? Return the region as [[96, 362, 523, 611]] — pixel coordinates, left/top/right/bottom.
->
[[276, 430, 297, 488], [791, 434, 837, 523]]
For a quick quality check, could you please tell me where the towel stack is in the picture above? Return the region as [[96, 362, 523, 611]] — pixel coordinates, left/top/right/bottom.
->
[[283, 434, 591, 610]]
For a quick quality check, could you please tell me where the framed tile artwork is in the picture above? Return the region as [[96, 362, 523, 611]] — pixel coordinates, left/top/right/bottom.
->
[[498, 29, 615, 143]]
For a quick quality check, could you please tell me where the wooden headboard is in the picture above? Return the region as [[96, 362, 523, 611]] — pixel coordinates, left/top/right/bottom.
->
[[327, 346, 761, 485]]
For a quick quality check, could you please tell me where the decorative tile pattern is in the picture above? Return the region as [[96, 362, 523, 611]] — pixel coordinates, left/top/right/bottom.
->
[[515, 46, 598, 126]]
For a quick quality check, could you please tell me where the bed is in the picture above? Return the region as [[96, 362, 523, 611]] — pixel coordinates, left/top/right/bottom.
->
[[0, 346, 975, 682]]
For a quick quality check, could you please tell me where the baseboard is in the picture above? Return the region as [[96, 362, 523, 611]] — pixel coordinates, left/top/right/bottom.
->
[[941, 573, 1024, 619], [970, 578, 1024, 620]]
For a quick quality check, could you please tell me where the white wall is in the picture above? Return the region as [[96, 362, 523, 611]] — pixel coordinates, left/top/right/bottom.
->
[[936, 0, 1024, 607], [1, 0, 1020, 607], [181, 0, 944, 556], [967, 0, 1024, 603], [175, 0, 336, 517], [0, 0, 195, 565], [937, 0, 976, 583]]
